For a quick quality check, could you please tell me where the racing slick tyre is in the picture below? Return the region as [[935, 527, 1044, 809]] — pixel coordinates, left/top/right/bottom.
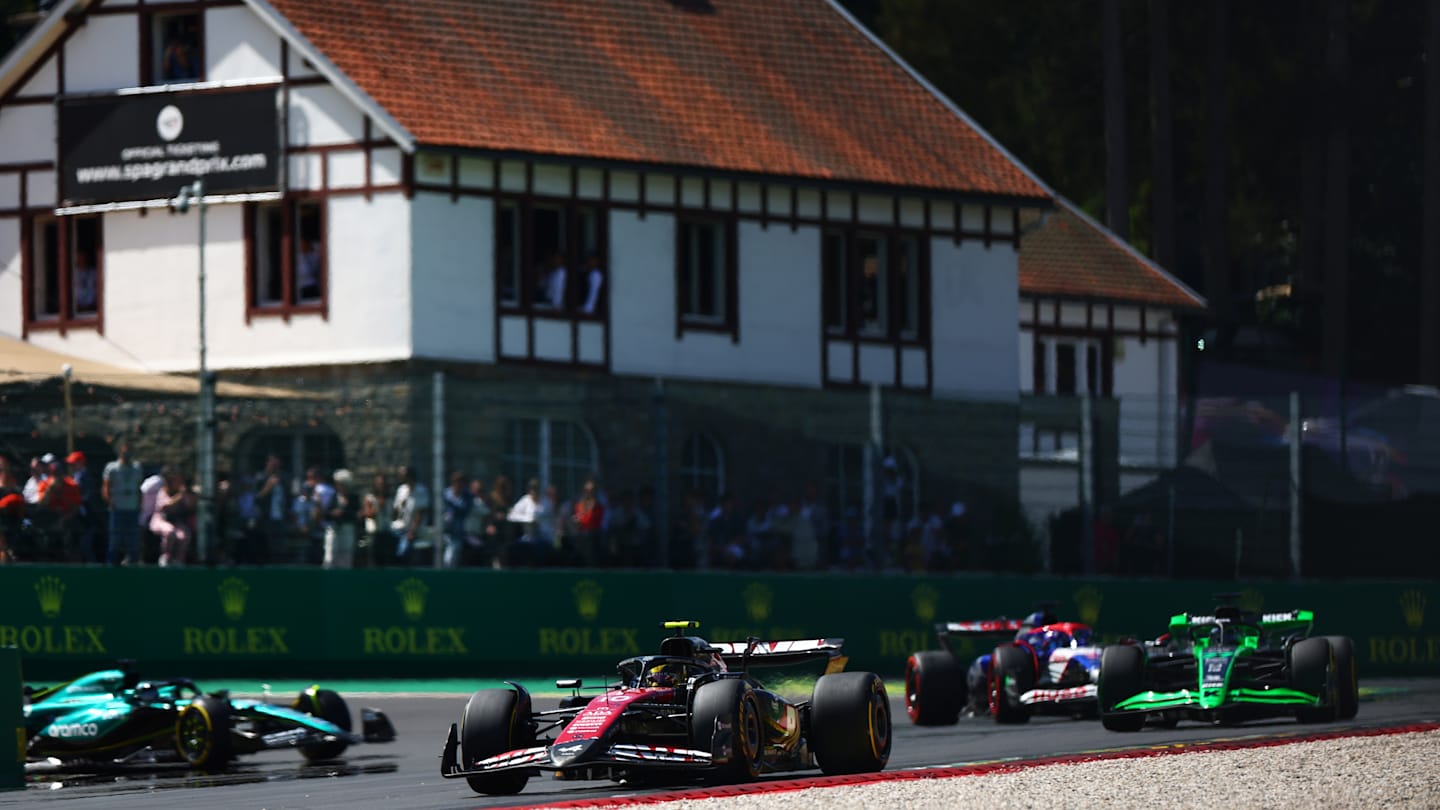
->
[[1322, 635, 1359, 720], [691, 678, 764, 783], [1098, 645, 1147, 732], [904, 651, 963, 726], [461, 687, 536, 795], [292, 687, 353, 761], [176, 695, 234, 771], [1292, 637, 1338, 724], [989, 645, 1034, 724], [810, 671, 891, 776]]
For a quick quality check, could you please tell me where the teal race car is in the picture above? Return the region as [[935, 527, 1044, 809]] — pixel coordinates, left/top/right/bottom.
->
[[1097, 601, 1358, 731], [23, 662, 395, 771]]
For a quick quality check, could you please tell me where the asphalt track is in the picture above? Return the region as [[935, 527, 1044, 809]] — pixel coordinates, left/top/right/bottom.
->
[[7, 679, 1439, 810]]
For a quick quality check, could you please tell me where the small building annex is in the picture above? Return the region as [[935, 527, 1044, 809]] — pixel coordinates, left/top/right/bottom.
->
[[0, 0, 1064, 539]]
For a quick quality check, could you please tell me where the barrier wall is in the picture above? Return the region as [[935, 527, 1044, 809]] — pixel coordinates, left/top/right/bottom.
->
[[1, 566, 1436, 681]]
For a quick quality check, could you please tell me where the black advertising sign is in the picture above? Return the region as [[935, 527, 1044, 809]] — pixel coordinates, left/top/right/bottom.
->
[[58, 86, 281, 206]]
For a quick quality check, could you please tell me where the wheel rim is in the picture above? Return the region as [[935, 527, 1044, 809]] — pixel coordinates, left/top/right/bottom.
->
[[739, 696, 762, 769], [869, 687, 890, 758], [178, 706, 211, 762]]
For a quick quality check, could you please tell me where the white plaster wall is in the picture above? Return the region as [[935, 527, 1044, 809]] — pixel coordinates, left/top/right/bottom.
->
[[0, 105, 54, 164], [63, 15, 139, 93], [0, 219, 19, 337], [17, 60, 56, 96], [1112, 332, 1179, 467], [288, 85, 365, 147], [410, 193, 493, 362], [206, 6, 283, 82], [930, 239, 1019, 402], [608, 212, 819, 386]]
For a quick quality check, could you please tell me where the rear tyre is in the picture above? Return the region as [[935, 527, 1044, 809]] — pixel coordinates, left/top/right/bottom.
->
[[460, 688, 535, 794], [904, 651, 963, 726], [292, 686, 352, 761], [691, 679, 763, 783], [1098, 645, 1146, 732], [810, 671, 891, 775], [1322, 636, 1359, 720], [1292, 637, 1337, 723], [989, 645, 1033, 724], [176, 695, 234, 771]]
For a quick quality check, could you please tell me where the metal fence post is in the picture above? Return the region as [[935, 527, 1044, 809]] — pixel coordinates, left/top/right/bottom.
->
[[653, 378, 670, 569], [432, 370, 446, 570], [1289, 390, 1302, 579], [1080, 393, 1095, 575]]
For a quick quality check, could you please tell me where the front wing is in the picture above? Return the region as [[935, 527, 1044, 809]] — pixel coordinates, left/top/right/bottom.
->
[[1112, 687, 1320, 713], [1019, 684, 1097, 708], [440, 724, 724, 782]]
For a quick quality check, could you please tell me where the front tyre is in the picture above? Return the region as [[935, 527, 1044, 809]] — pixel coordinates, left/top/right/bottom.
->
[[1098, 645, 1146, 732], [905, 651, 963, 726], [176, 695, 234, 771], [989, 645, 1034, 724], [691, 679, 763, 783], [1292, 637, 1338, 723], [810, 671, 891, 775], [460, 687, 535, 795], [1322, 636, 1359, 720], [292, 686, 353, 761]]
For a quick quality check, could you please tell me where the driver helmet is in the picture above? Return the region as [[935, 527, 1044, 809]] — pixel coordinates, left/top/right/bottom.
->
[[1070, 627, 1093, 647], [647, 662, 685, 687]]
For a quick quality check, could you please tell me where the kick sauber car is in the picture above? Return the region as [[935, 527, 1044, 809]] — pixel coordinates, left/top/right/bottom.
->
[[440, 621, 891, 795], [24, 662, 395, 770], [1097, 602, 1359, 731]]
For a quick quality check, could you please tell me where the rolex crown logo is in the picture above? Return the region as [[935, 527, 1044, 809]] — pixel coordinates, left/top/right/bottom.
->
[[1401, 589, 1426, 630], [743, 583, 773, 624], [35, 576, 66, 618], [573, 580, 603, 622], [911, 584, 940, 623], [218, 577, 250, 620], [397, 578, 429, 621], [1073, 585, 1103, 626]]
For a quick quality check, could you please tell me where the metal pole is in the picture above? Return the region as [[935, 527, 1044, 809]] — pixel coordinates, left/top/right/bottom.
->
[[867, 383, 882, 566], [431, 370, 445, 569], [62, 364, 74, 453], [1289, 390, 1302, 579], [194, 178, 216, 566], [653, 378, 670, 569], [1080, 393, 1096, 575]]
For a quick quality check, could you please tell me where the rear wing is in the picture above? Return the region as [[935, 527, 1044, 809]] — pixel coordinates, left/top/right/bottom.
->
[[934, 619, 1026, 655], [710, 638, 849, 674], [1168, 609, 1315, 637]]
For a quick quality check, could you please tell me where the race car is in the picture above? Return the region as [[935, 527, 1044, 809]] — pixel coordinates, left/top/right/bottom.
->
[[1096, 600, 1359, 730], [905, 607, 1102, 724], [23, 661, 396, 770], [440, 621, 891, 795]]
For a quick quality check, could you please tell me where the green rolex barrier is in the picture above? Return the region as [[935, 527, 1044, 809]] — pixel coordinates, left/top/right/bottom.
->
[[1, 567, 1436, 681], [1, 646, 21, 790]]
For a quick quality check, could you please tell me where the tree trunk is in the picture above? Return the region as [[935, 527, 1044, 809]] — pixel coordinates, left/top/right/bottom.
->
[[1298, 0, 1326, 362], [1421, 0, 1440, 384], [1103, 0, 1128, 240], [1149, 0, 1176, 272], [1321, 0, 1349, 378], [1203, 0, 1230, 320]]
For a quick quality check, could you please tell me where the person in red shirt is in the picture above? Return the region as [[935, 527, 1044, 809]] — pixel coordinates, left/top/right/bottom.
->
[[35, 455, 83, 560], [0, 456, 25, 562], [571, 477, 605, 567]]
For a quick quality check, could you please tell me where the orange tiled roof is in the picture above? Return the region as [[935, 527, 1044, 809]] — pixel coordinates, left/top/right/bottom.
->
[[1020, 201, 1206, 310], [264, 0, 1047, 199]]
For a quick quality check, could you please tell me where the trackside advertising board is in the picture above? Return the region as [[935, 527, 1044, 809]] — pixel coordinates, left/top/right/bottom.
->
[[58, 86, 281, 206], [0, 567, 1435, 680]]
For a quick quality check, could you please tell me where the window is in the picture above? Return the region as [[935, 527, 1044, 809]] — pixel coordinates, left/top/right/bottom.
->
[[248, 199, 324, 316], [151, 12, 202, 84], [25, 214, 102, 329], [495, 200, 605, 315], [825, 443, 920, 525], [679, 433, 725, 500], [823, 228, 925, 341], [1035, 337, 1110, 396], [676, 217, 736, 336], [239, 428, 345, 482], [503, 418, 598, 501]]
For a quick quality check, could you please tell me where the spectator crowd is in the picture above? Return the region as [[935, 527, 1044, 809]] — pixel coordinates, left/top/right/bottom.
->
[[1, 448, 1018, 574]]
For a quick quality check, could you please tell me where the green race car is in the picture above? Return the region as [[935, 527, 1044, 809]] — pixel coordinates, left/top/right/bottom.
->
[[1097, 601, 1358, 731]]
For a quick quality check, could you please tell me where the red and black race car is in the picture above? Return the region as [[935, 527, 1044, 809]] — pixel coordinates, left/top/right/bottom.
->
[[440, 621, 891, 795]]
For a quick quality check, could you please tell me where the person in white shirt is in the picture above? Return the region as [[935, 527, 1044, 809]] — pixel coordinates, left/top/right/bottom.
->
[[390, 465, 430, 565], [543, 251, 567, 309], [579, 251, 604, 315]]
